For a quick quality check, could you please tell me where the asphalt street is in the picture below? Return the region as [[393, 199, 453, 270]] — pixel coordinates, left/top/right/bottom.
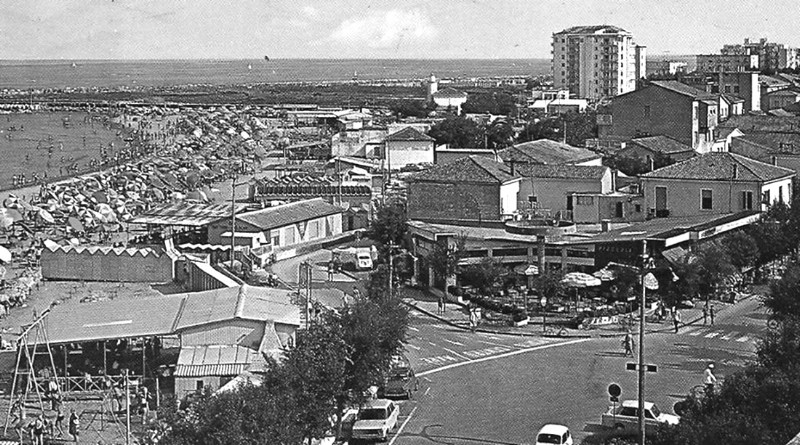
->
[[387, 295, 768, 445]]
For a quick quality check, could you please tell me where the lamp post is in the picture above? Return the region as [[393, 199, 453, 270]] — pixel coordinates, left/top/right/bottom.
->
[[637, 240, 656, 445], [540, 296, 548, 333]]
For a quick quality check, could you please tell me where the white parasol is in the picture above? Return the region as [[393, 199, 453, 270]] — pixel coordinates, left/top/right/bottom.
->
[[561, 272, 602, 288], [0, 246, 11, 263]]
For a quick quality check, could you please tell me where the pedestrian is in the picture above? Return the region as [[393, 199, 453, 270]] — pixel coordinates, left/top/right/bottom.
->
[[622, 330, 635, 357], [673, 308, 681, 333], [55, 407, 65, 438], [68, 409, 80, 443], [327, 261, 334, 281], [704, 363, 718, 396], [710, 305, 715, 325], [352, 286, 361, 300], [30, 414, 45, 445], [469, 303, 479, 333], [437, 294, 445, 315], [140, 387, 150, 425], [702, 304, 708, 325]]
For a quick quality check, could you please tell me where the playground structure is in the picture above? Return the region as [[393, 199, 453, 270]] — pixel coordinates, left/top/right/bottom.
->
[[2, 307, 139, 444]]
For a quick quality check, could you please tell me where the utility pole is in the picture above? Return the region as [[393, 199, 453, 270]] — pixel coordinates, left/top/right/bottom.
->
[[229, 172, 237, 270], [125, 369, 131, 445], [638, 239, 648, 445]]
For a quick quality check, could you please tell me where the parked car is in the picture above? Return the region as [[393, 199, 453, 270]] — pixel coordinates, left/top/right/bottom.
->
[[351, 399, 400, 442], [532, 424, 573, 445], [601, 400, 679, 433], [378, 362, 419, 399]]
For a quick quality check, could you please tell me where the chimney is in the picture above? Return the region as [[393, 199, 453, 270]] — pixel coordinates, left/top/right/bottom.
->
[[509, 160, 516, 176], [601, 219, 611, 232], [648, 156, 655, 172], [732, 163, 738, 179], [772, 156, 778, 166]]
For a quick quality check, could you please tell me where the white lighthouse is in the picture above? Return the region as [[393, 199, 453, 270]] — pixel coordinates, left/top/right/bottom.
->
[[426, 73, 438, 102]]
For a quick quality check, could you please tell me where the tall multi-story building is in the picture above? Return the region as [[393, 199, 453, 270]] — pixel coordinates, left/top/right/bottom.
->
[[696, 54, 759, 73], [720, 38, 799, 71], [552, 25, 646, 100]]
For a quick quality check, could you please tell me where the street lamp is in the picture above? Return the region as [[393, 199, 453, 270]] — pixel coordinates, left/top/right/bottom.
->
[[638, 240, 656, 445], [540, 296, 548, 333]]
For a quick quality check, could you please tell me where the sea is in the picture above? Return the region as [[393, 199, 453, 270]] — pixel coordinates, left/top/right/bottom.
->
[[0, 59, 552, 90]]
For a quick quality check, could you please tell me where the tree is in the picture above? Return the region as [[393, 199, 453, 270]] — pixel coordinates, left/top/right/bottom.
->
[[530, 270, 565, 300], [722, 231, 759, 271], [428, 116, 482, 148], [485, 120, 515, 150], [388, 99, 431, 119], [747, 219, 789, 266], [696, 241, 737, 295], [459, 257, 505, 293], [516, 118, 561, 143], [603, 152, 674, 176], [427, 235, 466, 290], [561, 110, 598, 147], [369, 200, 407, 248]]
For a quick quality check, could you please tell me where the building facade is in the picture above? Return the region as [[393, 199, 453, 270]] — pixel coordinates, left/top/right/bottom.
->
[[552, 25, 646, 100], [696, 54, 759, 73]]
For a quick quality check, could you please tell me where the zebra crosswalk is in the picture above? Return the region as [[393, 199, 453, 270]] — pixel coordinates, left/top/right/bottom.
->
[[680, 326, 759, 344]]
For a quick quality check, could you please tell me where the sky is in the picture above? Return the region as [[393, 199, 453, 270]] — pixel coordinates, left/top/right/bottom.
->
[[0, 0, 798, 60]]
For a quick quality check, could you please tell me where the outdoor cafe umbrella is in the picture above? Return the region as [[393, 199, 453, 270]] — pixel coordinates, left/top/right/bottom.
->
[[593, 268, 617, 282], [561, 272, 602, 288], [0, 246, 11, 263], [514, 264, 540, 276]]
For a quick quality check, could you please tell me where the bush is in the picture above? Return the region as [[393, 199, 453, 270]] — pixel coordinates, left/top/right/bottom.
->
[[447, 285, 462, 296], [512, 310, 529, 322]]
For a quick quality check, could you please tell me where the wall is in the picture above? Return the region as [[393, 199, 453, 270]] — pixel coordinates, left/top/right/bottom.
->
[[518, 174, 608, 217], [41, 246, 174, 282], [408, 181, 501, 222], [572, 194, 646, 223], [207, 219, 262, 246], [499, 181, 521, 217], [642, 178, 766, 217], [612, 86, 696, 147], [386, 139, 434, 169], [176, 375, 225, 398], [271, 213, 343, 248], [761, 177, 794, 209]]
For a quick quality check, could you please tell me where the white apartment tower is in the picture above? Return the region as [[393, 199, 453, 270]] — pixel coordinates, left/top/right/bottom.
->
[[552, 25, 646, 100]]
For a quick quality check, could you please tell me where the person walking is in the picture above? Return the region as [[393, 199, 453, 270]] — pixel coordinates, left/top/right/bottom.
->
[[702, 304, 708, 325], [68, 409, 80, 443], [469, 303, 479, 333], [710, 305, 716, 325], [55, 407, 65, 438], [622, 330, 635, 357], [704, 363, 718, 396], [673, 308, 682, 333], [327, 261, 334, 281], [437, 295, 445, 315]]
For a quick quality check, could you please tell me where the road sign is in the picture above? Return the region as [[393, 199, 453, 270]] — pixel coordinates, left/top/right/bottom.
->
[[607, 383, 621, 398], [610, 396, 619, 402], [626, 363, 658, 372]]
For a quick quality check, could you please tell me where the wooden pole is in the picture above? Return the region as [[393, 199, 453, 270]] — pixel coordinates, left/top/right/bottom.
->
[[125, 369, 131, 445]]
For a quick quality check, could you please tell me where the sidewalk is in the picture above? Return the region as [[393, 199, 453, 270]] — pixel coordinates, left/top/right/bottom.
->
[[402, 287, 760, 339]]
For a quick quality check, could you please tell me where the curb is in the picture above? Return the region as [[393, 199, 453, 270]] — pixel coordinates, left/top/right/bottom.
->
[[402, 299, 591, 339]]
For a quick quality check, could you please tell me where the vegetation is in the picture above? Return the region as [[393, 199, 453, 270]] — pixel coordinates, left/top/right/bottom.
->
[[603, 152, 674, 176], [461, 91, 518, 116], [428, 115, 484, 148], [159, 267, 409, 445]]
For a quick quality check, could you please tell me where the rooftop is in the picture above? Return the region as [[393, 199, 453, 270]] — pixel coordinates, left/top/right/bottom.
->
[[499, 140, 600, 165], [627, 135, 695, 155], [515, 163, 609, 180], [237, 198, 342, 230], [641, 152, 794, 182], [432, 87, 467, 99], [409, 155, 518, 184], [385, 126, 435, 142], [649, 81, 718, 100], [130, 202, 248, 227], [555, 25, 630, 35]]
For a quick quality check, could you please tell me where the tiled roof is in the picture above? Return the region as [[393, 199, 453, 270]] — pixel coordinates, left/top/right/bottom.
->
[[408, 155, 517, 184], [641, 152, 794, 182], [499, 139, 600, 165], [767, 89, 800, 97], [385, 126, 435, 142], [719, 115, 800, 133], [628, 135, 695, 155], [650, 81, 718, 100], [720, 94, 745, 104], [433, 87, 467, 98], [729, 137, 775, 160], [237, 198, 342, 230], [760, 75, 791, 87], [515, 164, 608, 180]]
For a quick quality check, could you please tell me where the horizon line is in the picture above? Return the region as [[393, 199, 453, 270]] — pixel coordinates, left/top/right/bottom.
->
[[0, 54, 693, 62]]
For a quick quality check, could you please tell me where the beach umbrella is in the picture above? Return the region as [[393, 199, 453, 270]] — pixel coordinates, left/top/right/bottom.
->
[[561, 272, 602, 288], [644, 272, 659, 290], [68, 217, 84, 233], [69, 238, 80, 246], [102, 223, 121, 232], [0, 246, 11, 263], [44, 239, 60, 250], [38, 209, 55, 224]]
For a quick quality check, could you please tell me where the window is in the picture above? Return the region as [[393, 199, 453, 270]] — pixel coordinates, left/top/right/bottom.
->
[[733, 85, 740, 93], [635, 204, 642, 213], [741, 191, 754, 210], [528, 195, 538, 203], [763, 190, 771, 205], [701, 189, 713, 210], [615, 202, 624, 217], [644, 105, 651, 118], [196, 381, 204, 391], [576, 196, 594, 205], [779, 186, 784, 203]]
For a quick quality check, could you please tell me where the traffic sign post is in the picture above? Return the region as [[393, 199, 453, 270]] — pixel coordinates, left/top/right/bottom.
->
[[608, 384, 622, 426]]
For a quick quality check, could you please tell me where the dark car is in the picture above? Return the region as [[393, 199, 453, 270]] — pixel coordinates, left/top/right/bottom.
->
[[378, 355, 419, 399]]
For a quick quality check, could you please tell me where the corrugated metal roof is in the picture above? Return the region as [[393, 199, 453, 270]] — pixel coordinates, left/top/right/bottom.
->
[[46, 285, 300, 345], [236, 198, 342, 231], [409, 155, 518, 184], [46, 296, 185, 345], [175, 345, 263, 377], [130, 202, 248, 227]]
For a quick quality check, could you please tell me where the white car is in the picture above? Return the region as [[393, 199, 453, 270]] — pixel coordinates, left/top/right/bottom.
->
[[534, 424, 573, 445], [601, 400, 680, 433], [351, 399, 400, 442]]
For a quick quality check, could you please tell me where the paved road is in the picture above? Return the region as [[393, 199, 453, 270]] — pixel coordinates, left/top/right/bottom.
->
[[388, 295, 767, 445]]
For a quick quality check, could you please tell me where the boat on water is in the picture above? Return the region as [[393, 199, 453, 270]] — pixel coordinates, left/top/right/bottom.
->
[[71, 62, 77, 68], [248, 64, 252, 70], [264, 55, 270, 61]]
